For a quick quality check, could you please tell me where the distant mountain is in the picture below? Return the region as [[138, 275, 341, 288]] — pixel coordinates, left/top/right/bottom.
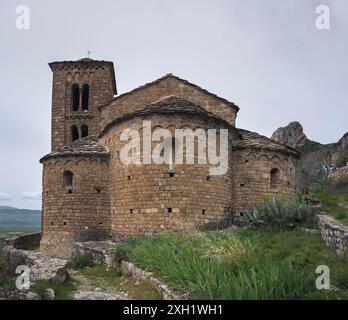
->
[[271, 122, 348, 192], [0, 206, 41, 237], [0, 206, 41, 214]]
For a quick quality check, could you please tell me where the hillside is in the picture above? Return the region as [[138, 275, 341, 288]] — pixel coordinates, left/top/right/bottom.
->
[[0, 206, 41, 237], [271, 122, 348, 193]]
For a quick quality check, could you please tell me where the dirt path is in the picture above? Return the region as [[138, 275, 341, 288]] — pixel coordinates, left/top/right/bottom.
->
[[68, 265, 162, 300]]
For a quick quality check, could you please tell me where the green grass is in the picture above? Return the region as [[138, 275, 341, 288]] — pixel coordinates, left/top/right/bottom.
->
[[31, 280, 76, 300], [78, 264, 162, 300], [67, 253, 96, 270], [312, 189, 348, 225], [115, 230, 348, 300], [0, 227, 40, 238]]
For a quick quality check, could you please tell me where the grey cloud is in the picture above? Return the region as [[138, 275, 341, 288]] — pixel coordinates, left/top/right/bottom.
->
[[20, 191, 42, 201], [0, 192, 12, 201]]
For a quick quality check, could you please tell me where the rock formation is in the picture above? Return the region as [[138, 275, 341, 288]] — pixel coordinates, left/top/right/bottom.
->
[[271, 121, 307, 148]]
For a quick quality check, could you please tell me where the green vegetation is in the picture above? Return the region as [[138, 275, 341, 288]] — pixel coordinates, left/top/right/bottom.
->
[[115, 229, 348, 300], [67, 253, 97, 270], [78, 264, 162, 300], [246, 198, 316, 229], [312, 175, 348, 225], [297, 139, 324, 155], [0, 206, 41, 237], [0, 255, 18, 299], [31, 280, 76, 300]]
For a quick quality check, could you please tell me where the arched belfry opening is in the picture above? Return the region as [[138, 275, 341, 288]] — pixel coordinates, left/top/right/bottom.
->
[[82, 84, 89, 111], [81, 124, 88, 138], [72, 84, 80, 112], [71, 125, 79, 142]]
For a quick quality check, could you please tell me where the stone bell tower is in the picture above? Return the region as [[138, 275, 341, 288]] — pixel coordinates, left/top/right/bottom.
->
[[49, 58, 117, 151]]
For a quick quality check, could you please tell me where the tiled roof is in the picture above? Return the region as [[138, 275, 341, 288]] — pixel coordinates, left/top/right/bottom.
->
[[40, 135, 109, 163]]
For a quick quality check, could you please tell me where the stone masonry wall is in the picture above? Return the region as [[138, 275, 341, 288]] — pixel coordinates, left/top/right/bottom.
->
[[232, 148, 297, 222], [100, 113, 237, 236], [100, 76, 237, 129], [40, 155, 111, 259], [318, 214, 348, 256], [51, 63, 115, 151]]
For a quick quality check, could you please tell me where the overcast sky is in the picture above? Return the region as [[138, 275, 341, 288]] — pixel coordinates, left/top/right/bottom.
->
[[0, 0, 347, 209]]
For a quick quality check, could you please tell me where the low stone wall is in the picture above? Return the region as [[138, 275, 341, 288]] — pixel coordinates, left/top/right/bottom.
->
[[5, 233, 41, 250], [72, 241, 114, 265], [72, 241, 190, 300], [318, 214, 348, 256], [120, 261, 190, 300]]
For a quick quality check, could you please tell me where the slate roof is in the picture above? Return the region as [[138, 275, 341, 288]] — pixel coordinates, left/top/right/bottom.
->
[[40, 98, 298, 162], [234, 129, 299, 156], [40, 135, 109, 163], [100, 96, 231, 136], [99, 73, 239, 113]]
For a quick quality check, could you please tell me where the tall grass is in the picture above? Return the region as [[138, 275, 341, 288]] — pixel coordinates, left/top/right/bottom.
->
[[115, 230, 348, 299]]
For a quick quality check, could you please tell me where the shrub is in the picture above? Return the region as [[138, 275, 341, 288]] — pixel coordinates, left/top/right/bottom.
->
[[246, 197, 316, 229], [67, 253, 95, 270]]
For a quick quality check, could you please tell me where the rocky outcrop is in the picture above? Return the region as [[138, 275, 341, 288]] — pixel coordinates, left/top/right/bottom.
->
[[331, 132, 348, 167], [2, 246, 68, 283], [271, 121, 307, 148]]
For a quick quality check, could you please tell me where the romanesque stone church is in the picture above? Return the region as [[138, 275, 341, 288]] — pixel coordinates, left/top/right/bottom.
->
[[40, 58, 298, 258]]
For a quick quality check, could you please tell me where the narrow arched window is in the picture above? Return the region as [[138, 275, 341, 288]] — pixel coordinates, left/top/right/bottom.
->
[[82, 84, 89, 111], [63, 171, 73, 187], [72, 84, 80, 111], [81, 124, 88, 138], [71, 125, 79, 142], [270, 168, 280, 190]]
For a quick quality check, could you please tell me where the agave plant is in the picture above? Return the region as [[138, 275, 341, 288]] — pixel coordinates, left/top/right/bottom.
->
[[246, 197, 314, 229]]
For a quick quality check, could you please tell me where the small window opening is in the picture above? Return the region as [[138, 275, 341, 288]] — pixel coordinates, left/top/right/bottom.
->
[[71, 125, 79, 142], [63, 221, 67, 226], [130, 209, 133, 214], [240, 183, 245, 187], [63, 171, 73, 187], [81, 124, 88, 138], [202, 210, 206, 215], [207, 176, 210, 181], [169, 172, 175, 178], [127, 176, 131, 180], [95, 188, 101, 194], [270, 168, 280, 190], [167, 208, 173, 214]]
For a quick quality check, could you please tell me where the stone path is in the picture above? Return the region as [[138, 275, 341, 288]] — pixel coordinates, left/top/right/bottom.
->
[[69, 271, 132, 300]]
